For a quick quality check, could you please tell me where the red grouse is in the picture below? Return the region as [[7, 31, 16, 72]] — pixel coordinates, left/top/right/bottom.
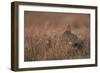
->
[[62, 24, 83, 50]]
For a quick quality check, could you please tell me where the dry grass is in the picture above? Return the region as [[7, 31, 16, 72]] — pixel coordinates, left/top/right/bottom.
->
[[24, 11, 90, 61], [24, 27, 90, 61]]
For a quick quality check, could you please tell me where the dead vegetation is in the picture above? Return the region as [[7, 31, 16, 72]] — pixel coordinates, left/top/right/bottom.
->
[[24, 31, 90, 61], [24, 11, 90, 61]]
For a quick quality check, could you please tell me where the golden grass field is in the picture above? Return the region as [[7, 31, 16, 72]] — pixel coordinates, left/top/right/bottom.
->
[[24, 11, 90, 61]]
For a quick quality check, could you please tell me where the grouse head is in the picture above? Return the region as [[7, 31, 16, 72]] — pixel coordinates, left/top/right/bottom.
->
[[65, 24, 71, 32]]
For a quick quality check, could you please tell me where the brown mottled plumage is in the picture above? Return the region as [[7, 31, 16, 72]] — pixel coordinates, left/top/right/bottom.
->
[[62, 24, 83, 50]]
